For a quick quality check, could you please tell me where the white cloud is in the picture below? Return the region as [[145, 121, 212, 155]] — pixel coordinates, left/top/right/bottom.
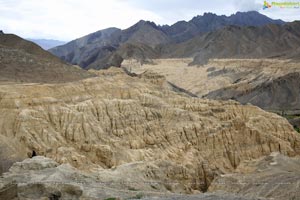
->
[[0, 0, 299, 41], [0, 0, 163, 40], [233, 0, 261, 11]]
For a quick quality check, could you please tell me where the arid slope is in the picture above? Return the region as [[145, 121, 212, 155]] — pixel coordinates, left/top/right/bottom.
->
[[0, 33, 93, 83], [122, 58, 300, 113]]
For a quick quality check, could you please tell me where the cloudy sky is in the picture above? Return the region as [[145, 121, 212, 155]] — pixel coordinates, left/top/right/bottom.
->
[[0, 0, 299, 41]]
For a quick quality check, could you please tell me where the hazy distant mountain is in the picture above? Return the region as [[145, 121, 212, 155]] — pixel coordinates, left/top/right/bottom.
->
[[0, 33, 93, 83], [49, 11, 285, 70], [28, 38, 66, 50]]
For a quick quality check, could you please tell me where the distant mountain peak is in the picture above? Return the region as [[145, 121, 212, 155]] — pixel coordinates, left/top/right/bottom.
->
[[133, 20, 158, 29], [0, 30, 4, 34], [192, 12, 217, 20], [136, 19, 147, 24], [203, 12, 217, 16]]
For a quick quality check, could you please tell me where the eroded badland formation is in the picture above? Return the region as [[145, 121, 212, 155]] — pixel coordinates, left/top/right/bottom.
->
[[1, 11, 300, 200]]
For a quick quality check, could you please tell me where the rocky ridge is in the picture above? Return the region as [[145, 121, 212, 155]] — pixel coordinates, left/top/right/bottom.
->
[[0, 33, 94, 83]]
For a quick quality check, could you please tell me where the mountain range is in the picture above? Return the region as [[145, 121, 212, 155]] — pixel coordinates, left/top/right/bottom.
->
[[167, 21, 300, 65], [49, 11, 286, 69], [159, 11, 284, 43]]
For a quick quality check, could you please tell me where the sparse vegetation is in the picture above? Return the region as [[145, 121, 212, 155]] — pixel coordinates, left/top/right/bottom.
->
[[294, 126, 300, 133], [276, 112, 300, 133], [104, 198, 118, 200], [284, 114, 300, 119]]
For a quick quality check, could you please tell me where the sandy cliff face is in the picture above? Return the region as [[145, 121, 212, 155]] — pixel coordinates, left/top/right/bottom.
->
[[0, 68, 299, 193]]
